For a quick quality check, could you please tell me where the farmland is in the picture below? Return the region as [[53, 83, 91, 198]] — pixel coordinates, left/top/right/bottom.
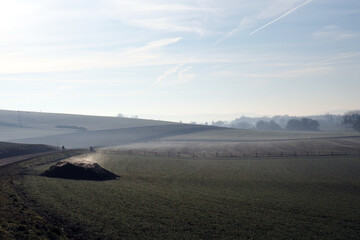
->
[[0, 150, 83, 239], [1, 110, 360, 239], [18, 153, 360, 239], [2, 0, 360, 238], [0, 109, 217, 148], [161, 128, 360, 141], [111, 133, 360, 158], [1, 109, 359, 149]]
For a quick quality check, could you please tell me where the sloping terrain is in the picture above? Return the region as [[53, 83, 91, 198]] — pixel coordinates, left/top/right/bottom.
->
[[0, 109, 176, 141], [0, 109, 174, 131], [0, 142, 56, 160], [11, 124, 217, 148], [1, 109, 217, 148], [1, 109, 359, 150]]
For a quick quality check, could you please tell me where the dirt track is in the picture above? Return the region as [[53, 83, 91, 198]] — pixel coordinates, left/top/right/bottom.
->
[[0, 150, 60, 168]]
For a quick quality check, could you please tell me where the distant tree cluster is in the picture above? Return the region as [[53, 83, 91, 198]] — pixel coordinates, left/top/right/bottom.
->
[[342, 111, 360, 131], [212, 121, 227, 127], [286, 118, 320, 131], [255, 120, 282, 131], [228, 114, 343, 130]]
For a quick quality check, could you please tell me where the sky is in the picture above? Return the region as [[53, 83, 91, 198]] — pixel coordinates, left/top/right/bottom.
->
[[0, 0, 359, 123]]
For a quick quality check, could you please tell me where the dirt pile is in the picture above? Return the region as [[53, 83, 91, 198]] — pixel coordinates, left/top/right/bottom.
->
[[41, 161, 119, 181]]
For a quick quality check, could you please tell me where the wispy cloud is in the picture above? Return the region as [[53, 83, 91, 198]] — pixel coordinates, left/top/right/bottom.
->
[[103, 0, 218, 36], [307, 52, 360, 66], [313, 25, 359, 41], [215, 17, 253, 44], [177, 66, 194, 84], [153, 64, 194, 87], [132, 37, 182, 52], [214, 66, 331, 80], [213, 51, 360, 82], [154, 65, 183, 86], [219, 0, 313, 42], [256, 0, 307, 19], [250, 0, 313, 35], [0, 37, 183, 74]]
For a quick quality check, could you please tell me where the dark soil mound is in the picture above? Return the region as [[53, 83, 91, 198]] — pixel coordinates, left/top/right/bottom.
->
[[41, 161, 119, 181]]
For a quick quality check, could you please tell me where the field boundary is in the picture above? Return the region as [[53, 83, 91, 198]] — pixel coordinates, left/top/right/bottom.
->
[[162, 135, 360, 143], [99, 149, 360, 159], [0, 150, 61, 168]]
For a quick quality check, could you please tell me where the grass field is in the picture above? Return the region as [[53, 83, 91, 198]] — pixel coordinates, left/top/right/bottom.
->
[[112, 136, 360, 158], [161, 128, 360, 142], [0, 150, 83, 240], [20, 153, 360, 239]]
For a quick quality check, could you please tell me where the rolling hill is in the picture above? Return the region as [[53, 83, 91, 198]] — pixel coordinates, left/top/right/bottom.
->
[[1, 109, 359, 150], [0, 109, 217, 148]]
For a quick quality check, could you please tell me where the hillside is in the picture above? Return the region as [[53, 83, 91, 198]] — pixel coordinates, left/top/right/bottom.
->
[[0, 142, 56, 159], [13, 124, 218, 149], [0, 109, 176, 141], [1, 109, 359, 150], [0, 109, 217, 148]]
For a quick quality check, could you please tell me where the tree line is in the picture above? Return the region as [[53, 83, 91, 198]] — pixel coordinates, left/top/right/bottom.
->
[[255, 111, 360, 132], [342, 111, 360, 131], [256, 118, 320, 131], [211, 111, 360, 132]]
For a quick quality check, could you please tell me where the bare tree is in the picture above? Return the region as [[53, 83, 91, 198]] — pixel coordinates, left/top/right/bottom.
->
[[343, 111, 360, 131]]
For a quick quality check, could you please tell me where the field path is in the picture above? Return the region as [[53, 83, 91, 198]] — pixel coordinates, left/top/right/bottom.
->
[[0, 150, 60, 168]]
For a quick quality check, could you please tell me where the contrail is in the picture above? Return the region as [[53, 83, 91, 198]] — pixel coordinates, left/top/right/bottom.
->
[[250, 0, 313, 35], [306, 52, 360, 66]]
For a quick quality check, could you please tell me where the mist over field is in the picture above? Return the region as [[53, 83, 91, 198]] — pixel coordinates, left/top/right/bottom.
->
[[1, 107, 360, 240]]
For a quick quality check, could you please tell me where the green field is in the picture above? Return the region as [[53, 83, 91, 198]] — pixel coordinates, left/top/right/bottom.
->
[[0, 151, 83, 240], [20, 153, 360, 239]]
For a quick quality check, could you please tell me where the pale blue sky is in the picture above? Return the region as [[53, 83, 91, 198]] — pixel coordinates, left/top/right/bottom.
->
[[1, 0, 359, 122]]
